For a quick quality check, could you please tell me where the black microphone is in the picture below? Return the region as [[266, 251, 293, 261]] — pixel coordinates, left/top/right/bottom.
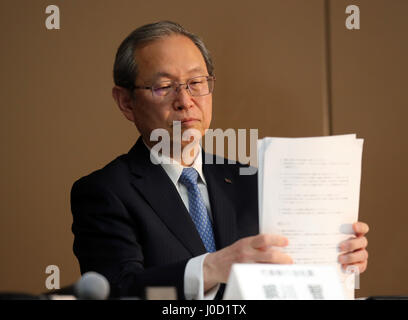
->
[[45, 271, 110, 300]]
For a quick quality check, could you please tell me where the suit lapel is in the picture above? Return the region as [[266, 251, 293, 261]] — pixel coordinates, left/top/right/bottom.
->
[[127, 138, 207, 256]]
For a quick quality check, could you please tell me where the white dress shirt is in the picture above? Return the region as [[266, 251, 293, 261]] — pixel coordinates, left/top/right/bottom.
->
[[146, 141, 220, 300]]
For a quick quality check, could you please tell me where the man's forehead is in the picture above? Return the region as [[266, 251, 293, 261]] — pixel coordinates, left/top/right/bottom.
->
[[134, 35, 207, 81]]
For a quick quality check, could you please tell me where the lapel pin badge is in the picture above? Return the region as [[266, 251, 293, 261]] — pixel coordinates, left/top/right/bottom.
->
[[224, 178, 232, 184]]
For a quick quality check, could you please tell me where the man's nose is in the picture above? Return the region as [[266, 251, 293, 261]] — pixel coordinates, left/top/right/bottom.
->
[[173, 84, 193, 110]]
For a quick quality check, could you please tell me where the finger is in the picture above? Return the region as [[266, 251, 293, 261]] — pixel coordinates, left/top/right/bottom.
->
[[339, 236, 368, 252], [250, 234, 289, 249], [339, 249, 368, 265], [257, 248, 294, 264], [353, 222, 369, 236], [341, 260, 368, 274]]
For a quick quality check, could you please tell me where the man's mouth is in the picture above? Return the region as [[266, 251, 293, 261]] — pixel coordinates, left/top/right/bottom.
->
[[180, 118, 199, 124], [169, 119, 200, 127]]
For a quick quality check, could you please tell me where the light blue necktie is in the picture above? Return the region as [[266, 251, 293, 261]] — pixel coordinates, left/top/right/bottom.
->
[[179, 167, 216, 252]]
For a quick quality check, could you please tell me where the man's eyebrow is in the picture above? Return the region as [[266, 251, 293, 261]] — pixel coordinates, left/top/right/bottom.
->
[[152, 67, 207, 81], [186, 66, 206, 74], [153, 72, 173, 79]]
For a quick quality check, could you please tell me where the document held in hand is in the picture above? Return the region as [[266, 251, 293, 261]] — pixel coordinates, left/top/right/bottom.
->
[[258, 134, 364, 300]]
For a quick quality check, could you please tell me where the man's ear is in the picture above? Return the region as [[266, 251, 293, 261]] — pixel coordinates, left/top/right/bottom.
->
[[112, 86, 136, 122]]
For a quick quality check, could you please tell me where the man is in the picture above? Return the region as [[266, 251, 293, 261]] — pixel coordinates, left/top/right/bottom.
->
[[71, 21, 369, 300]]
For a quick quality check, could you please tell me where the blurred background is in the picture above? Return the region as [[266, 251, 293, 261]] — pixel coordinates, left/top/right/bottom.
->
[[0, 0, 407, 298]]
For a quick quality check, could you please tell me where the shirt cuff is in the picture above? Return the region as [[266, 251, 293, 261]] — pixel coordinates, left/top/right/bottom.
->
[[184, 253, 220, 300]]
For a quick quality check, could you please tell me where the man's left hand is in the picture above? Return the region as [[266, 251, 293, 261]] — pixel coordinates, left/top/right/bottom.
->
[[338, 221, 369, 273]]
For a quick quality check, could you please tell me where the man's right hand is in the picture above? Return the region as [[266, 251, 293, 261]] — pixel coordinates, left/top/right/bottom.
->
[[203, 234, 293, 292]]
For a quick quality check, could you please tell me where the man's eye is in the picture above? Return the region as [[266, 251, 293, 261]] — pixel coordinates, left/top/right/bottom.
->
[[156, 85, 172, 90], [152, 84, 172, 96], [189, 81, 203, 86], [153, 85, 172, 93]]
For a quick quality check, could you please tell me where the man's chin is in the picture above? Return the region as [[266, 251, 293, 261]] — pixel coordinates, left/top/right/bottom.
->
[[147, 124, 204, 145], [171, 128, 203, 147], [182, 126, 204, 140]]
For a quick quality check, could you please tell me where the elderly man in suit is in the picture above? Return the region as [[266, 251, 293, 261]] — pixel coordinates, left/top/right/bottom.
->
[[71, 21, 369, 300]]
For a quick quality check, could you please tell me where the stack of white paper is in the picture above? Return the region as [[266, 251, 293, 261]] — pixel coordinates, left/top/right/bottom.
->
[[258, 134, 364, 300]]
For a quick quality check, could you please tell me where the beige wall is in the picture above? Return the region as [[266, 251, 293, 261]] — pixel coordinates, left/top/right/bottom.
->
[[0, 0, 406, 298], [329, 0, 408, 296]]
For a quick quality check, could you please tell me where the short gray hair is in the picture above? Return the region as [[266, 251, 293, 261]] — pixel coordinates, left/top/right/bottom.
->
[[113, 21, 214, 89]]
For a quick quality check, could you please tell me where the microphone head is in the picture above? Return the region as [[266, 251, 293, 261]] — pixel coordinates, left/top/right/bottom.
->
[[74, 272, 110, 300]]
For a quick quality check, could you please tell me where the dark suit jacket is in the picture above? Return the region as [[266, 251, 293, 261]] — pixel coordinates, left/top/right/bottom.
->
[[71, 137, 259, 299]]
